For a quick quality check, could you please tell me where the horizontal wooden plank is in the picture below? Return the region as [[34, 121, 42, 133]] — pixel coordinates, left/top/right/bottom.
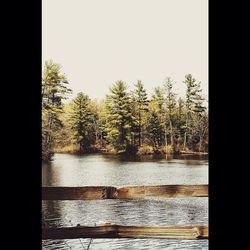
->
[[116, 185, 208, 199], [42, 185, 208, 200], [42, 186, 116, 200], [42, 225, 208, 240]]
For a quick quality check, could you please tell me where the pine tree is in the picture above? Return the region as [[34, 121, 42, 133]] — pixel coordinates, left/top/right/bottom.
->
[[98, 100, 109, 146], [131, 80, 149, 147], [164, 77, 177, 147], [176, 97, 186, 148], [183, 74, 206, 149], [88, 100, 102, 145], [151, 87, 166, 146], [53, 103, 75, 150], [42, 60, 71, 161], [105, 81, 132, 152], [190, 111, 208, 152], [147, 110, 162, 147], [70, 92, 94, 152]]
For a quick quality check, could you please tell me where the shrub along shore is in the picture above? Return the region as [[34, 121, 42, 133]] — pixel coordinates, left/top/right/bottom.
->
[[52, 144, 208, 156]]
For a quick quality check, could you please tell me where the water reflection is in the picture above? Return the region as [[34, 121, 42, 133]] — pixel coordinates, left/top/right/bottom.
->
[[42, 153, 208, 187], [97, 153, 208, 162]]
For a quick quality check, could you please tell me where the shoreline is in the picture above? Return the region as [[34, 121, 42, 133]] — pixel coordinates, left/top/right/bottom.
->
[[52, 149, 208, 156]]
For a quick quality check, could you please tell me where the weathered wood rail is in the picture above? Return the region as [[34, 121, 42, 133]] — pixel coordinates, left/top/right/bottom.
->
[[42, 224, 208, 240], [42, 184, 209, 240], [42, 184, 208, 200]]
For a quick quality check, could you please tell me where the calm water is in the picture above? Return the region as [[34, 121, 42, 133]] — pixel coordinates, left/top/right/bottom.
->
[[42, 153, 208, 250]]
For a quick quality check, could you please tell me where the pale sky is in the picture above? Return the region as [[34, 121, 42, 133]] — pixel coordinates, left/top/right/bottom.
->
[[42, 0, 208, 102]]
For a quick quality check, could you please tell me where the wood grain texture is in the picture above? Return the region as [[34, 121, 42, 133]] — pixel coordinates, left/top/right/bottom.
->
[[42, 225, 208, 240], [42, 185, 208, 200]]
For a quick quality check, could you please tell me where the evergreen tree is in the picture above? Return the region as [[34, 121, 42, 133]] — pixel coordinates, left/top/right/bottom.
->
[[151, 87, 166, 146], [131, 80, 149, 147], [190, 111, 208, 152], [105, 81, 132, 152], [70, 92, 94, 152], [98, 100, 109, 146], [183, 74, 206, 149], [147, 110, 162, 147], [164, 77, 177, 147], [175, 97, 186, 149], [42, 60, 71, 161], [88, 100, 102, 145], [53, 103, 75, 150]]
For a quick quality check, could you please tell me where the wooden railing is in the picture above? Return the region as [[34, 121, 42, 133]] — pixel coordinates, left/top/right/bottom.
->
[[42, 185, 208, 200], [43, 225, 208, 240], [42, 184, 208, 240]]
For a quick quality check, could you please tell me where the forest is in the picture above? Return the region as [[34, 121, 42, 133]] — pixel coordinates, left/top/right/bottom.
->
[[42, 60, 208, 162]]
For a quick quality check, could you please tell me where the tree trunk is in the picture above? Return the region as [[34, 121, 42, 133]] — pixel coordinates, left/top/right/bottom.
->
[[94, 120, 98, 143], [169, 119, 173, 146], [80, 142, 83, 153], [164, 127, 168, 146], [199, 135, 202, 152], [138, 126, 141, 147], [183, 117, 188, 150], [199, 126, 207, 153], [132, 133, 135, 147], [183, 132, 186, 150], [138, 113, 141, 147]]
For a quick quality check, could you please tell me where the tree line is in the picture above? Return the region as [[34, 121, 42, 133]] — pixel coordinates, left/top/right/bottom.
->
[[42, 60, 208, 161]]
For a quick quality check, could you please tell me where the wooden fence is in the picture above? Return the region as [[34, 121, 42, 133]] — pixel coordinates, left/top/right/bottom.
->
[[42, 184, 208, 240], [42, 185, 208, 200], [42, 225, 208, 240]]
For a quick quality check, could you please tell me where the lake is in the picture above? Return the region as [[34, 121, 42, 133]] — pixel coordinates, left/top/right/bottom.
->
[[42, 153, 208, 250]]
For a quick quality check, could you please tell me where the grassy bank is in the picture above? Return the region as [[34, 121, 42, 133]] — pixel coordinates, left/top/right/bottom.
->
[[53, 144, 208, 156]]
